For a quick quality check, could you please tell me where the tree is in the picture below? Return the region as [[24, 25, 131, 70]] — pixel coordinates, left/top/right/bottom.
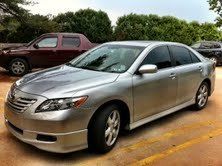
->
[[53, 12, 76, 32], [0, 14, 59, 43], [114, 14, 148, 40], [208, 0, 222, 26], [114, 14, 222, 45], [0, 0, 33, 20], [54, 9, 113, 43]]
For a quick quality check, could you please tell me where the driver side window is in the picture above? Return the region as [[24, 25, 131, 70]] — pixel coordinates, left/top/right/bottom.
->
[[141, 46, 172, 69], [37, 37, 58, 48]]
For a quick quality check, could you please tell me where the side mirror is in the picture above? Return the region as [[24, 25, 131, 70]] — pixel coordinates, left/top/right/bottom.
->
[[138, 64, 158, 74], [33, 43, 39, 49]]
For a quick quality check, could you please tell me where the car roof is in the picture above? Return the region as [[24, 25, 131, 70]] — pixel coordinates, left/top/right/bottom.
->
[[42, 33, 84, 36], [106, 41, 186, 47]]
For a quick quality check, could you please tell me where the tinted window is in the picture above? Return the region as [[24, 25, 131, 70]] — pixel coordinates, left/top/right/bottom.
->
[[190, 51, 200, 63], [37, 37, 58, 48], [201, 42, 214, 49], [62, 37, 80, 47], [213, 43, 221, 48], [171, 46, 192, 66], [141, 46, 172, 69]]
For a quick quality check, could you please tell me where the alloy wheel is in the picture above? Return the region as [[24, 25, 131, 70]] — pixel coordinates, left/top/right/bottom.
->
[[105, 110, 120, 146], [210, 57, 217, 65], [11, 61, 25, 75], [197, 84, 208, 108]]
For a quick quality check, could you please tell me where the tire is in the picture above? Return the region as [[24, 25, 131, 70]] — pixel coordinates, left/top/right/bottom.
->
[[9, 58, 29, 76], [210, 57, 218, 66], [193, 82, 209, 110], [88, 105, 121, 153]]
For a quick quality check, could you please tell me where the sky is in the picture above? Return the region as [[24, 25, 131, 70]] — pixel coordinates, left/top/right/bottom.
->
[[24, 0, 218, 25]]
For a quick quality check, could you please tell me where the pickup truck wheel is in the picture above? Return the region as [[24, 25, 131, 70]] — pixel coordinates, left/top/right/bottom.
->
[[210, 57, 218, 66], [88, 105, 121, 153], [9, 58, 29, 76]]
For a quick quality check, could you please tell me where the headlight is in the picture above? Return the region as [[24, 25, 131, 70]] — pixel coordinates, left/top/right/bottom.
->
[[2, 50, 9, 54], [35, 96, 88, 113], [15, 78, 24, 86]]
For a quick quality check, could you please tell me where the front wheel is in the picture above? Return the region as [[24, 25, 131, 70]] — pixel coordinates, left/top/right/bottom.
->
[[88, 105, 121, 153], [194, 82, 209, 110], [9, 58, 29, 76]]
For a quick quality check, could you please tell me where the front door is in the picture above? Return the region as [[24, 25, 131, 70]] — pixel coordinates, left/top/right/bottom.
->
[[30, 36, 58, 68], [133, 45, 178, 121]]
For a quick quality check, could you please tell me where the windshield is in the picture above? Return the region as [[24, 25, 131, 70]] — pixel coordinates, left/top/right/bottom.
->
[[191, 43, 201, 49], [69, 44, 145, 73]]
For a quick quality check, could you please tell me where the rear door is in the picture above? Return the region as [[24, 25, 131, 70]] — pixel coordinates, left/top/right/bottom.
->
[[169, 45, 203, 105], [133, 45, 178, 121], [56, 35, 83, 64]]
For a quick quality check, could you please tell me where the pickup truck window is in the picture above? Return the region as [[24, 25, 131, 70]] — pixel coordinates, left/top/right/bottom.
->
[[62, 37, 80, 47], [37, 37, 58, 48]]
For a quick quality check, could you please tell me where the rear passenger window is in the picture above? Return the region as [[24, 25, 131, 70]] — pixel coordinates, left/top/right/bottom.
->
[[213, 43, 221, 49], [170, 46, 192, 66], [141, 46, 172, 69], [62, 37, 80, 47], [190, 51, 200, 63], [201, 42, 213, 49]]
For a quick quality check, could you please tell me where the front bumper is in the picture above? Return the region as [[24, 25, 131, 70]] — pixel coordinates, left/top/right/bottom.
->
[[5, 118, 88, 153], [3, 89, 94, 153]]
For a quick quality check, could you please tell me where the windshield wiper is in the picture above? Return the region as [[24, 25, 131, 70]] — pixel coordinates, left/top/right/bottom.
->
[[79, 66, 99, 71], [66, 62, 75, 67], [101, 63, 119, 72]]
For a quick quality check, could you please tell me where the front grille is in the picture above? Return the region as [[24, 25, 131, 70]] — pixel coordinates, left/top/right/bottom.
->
[[7, 97, 36, 113]]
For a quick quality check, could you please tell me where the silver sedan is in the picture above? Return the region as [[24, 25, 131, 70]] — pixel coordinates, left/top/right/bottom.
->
[[4, 41, 215, 153]]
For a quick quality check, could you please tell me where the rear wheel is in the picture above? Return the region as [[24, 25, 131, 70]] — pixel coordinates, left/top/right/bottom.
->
[[194, 82, 209, 110], [210, 57, 218, 66], [88, 105, 121, 153], [9, 58, 29, 76]]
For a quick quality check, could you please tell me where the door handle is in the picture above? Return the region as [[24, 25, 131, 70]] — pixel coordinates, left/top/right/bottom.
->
[[169, 73, 177, 79], [198, 66, 203, 72]]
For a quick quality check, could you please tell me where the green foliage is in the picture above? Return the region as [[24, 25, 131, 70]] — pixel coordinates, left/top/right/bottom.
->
[[53, 9, 113, 43], [0, 2, 221, 45], [114, 14, 222, 45], [0, 0, 33, 20], [208, 0, 222, 27], [0, 14, 59, 42]]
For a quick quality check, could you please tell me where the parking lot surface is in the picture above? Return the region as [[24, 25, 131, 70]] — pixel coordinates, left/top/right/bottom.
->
[[1, 67, 222, 166]]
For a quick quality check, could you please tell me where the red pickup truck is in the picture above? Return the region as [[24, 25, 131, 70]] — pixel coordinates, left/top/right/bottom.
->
[[0, 33, 97, 76]]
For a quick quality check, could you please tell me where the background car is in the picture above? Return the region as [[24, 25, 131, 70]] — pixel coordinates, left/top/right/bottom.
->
[[0, 33, 97, 76], [191, 41, 222, 66]]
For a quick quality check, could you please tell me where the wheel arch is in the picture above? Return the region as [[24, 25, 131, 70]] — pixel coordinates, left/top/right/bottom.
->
[[7, 56, 31, 70], [87, 99, 131, 131], [202, 78, 211, 96]]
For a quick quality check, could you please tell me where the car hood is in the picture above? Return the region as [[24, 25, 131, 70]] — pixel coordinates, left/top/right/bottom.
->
[[17, 65, 120, 98], [2, 45, 27, 51]]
